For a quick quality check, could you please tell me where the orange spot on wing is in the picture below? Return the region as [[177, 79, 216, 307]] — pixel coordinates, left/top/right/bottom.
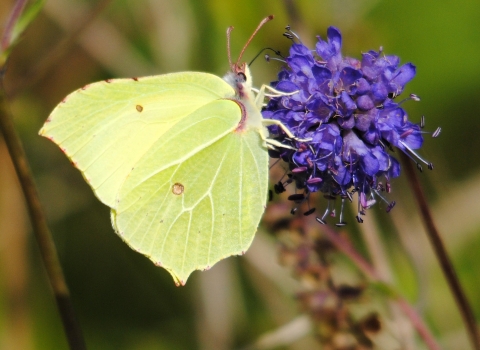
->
[[172, 183, 184, 195]]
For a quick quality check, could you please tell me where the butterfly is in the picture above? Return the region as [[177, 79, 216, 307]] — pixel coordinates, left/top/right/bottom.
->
[[40, 15, 295, 285]]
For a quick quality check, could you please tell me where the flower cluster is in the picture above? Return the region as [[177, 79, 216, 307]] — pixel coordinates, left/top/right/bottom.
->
[[263, 27, 437, 224]]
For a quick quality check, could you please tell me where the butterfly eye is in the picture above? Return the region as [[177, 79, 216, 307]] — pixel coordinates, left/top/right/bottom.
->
[[236, 72, 247, 83]]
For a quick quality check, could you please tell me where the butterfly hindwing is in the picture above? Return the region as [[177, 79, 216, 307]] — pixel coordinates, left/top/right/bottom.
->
[[112, 100, 268, 284]]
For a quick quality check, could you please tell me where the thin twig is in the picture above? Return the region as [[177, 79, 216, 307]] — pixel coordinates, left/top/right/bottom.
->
[[1, 0, 28, 51], [320, 224, 442, 350], [0, 79, 86, 349], [401, 153, 480, 350]]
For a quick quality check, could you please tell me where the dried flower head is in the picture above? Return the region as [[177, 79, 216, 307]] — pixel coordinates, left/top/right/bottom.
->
[[263, 26, 439, 224]]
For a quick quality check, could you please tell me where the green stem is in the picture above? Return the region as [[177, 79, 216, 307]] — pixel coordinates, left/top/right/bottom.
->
[[1, 0, 28, 51], [400, 153, 480, 350], [0, 80, 86, 350]]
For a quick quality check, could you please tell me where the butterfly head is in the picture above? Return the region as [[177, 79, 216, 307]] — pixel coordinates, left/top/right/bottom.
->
[[225, 16, 273, 97], [223, 62, 253, 98]]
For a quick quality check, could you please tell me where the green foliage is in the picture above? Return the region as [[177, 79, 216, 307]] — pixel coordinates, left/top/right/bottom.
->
[[0, 0, 45, 65]]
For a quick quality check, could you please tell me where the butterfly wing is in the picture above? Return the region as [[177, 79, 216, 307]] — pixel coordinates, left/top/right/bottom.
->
[[113, 101, 269, 285], [40, 72, 236, 207], [41, 72, 269, 284]]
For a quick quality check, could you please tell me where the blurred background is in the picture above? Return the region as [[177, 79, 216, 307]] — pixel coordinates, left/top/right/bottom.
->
[[1, 0, 479, 349]]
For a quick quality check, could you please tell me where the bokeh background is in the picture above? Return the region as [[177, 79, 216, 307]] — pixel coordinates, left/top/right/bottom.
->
[[1, 0, 480, 349]]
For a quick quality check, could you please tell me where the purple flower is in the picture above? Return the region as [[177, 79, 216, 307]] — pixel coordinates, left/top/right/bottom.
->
[[263, 26, 438, 225]]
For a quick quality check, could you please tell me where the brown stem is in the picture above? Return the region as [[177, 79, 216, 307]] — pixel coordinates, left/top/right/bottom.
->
[[320, 224, 442, 350], [400, 153, 480, 350], [0, 81, 86, 349]]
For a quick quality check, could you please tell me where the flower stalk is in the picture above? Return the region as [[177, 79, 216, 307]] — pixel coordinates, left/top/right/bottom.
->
[[1, 1, 86, 338], [401, 152, 480, 350], [0, 79, 86, 350]]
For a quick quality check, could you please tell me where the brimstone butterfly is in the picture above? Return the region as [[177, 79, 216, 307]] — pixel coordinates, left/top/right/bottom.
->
[[40, 16, 291, 285]]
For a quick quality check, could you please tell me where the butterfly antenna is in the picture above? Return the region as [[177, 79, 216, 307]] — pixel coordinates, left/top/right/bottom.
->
[[236, 15, 274, 65], [249, 47, 283, 66]]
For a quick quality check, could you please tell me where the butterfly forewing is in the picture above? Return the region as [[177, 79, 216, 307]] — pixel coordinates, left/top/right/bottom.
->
[[40, 72, 235, 207]]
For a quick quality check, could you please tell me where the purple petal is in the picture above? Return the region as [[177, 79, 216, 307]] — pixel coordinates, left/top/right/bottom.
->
[[276, 80, 299, 93], [287, 55, 313, 77], [371, 82, 388, 104], [293, 148, 313, 167], [312, 65, 332, 86], [289, 44, 315, 63], [371, 146, 389, 171], [361, 152, 380, 176], [306, 97, 333, 121], [338, 114, 355, 130], [399, 123, 423, 149], [388, 157, 400, 177], [340, 91, 356, 113], [362, 124, 380, 145], [339, 67, 362, 87], [356, 95, 375, 111], [332, 156, 352, 185], [392, 63, 416, 86], [342, 131, 379, 176], [316, 26, 343, 68], [356, 78, 370, 95], [327, 27, 342, 53], [355, 109, 377, 131]]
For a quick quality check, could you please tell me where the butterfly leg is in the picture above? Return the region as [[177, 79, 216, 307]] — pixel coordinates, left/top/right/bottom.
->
[[253, 115, 297, 150], [262, 118, 296, 138], [259, 119, 301, 151], [262, 118, 312, 143], [263, 85, 299, 97], [253, 84, 308, 150], [265, 138, 297, 150], [253, 84, 299, 108]]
